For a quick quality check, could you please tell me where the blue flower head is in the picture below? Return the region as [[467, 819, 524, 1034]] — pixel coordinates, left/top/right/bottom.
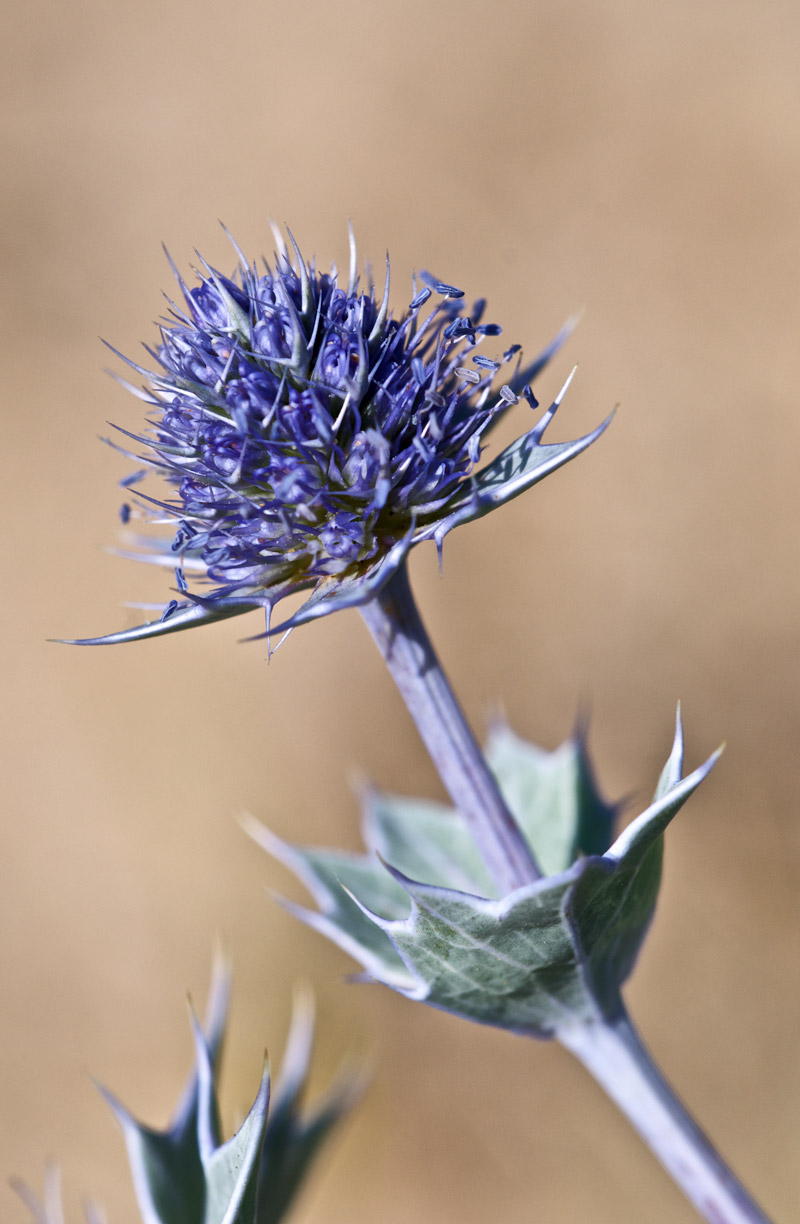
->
[[77, 227, 610, 645]]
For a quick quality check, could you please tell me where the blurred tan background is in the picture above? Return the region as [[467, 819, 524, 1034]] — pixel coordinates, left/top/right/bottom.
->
[[2, 0, 800, 1219]]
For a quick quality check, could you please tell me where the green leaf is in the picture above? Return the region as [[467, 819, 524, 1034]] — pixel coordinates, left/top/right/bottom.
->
[[202, 1055, 270, 1224], [486, 723, 617, 874], [374, 731, 717, 1034], [571, 735, 723, 1015], [98, 1098, 205, 1224], [364, 790, 497, 896], [260, 714, 721, 1038], [244, 818, 415, 990], [21, 962, 357, 1224], [99, 956, 232, 1224], [368, 864, 598, 1033]]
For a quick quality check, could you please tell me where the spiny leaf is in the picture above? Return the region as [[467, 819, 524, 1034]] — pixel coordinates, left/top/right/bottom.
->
[[17, 962, 359, 1224], [202, 1061, 270, 1224], [364, 790, 497, 896], [98, 955, 232, 1224], [486, 722, 618, 874], [244, 819, 414, 989], [258, 713, 720, 1037], [572, 740, 723, 1015], [373, 865, 598, 1033]]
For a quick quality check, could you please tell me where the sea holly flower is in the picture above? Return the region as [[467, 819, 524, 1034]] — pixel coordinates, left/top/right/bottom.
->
[[13, 962, 361, 1224], [58, 220, 770, 1220], [71, 227, 610, 645], [247, 712, 720, 1036]]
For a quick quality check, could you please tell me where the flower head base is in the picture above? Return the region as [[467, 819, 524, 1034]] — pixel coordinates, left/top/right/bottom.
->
[[75, 227, 610, 645]]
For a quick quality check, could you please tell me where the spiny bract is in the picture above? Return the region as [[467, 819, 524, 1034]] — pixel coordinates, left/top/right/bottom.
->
[[76, 226, 609, 645]]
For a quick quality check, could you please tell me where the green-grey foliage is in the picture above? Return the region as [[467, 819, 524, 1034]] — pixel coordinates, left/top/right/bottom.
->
[[13, 965, 359, 1224], [254, 712, 719, 1037], [485, 720, 618, 874]]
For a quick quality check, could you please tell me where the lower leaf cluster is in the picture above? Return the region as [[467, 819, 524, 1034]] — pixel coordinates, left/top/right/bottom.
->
[[252, 713, 719, 1037]]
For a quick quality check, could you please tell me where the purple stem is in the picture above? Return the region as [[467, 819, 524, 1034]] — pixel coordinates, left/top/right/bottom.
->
[[359, 561, 540, 894], [559, 1009, 772, 1224]]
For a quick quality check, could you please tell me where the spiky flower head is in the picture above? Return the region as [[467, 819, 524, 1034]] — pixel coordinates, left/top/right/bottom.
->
[[77, 226, 609, 645]]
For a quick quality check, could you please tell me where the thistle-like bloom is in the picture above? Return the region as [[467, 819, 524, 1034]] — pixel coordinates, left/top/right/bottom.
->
[[76, 227, 609, 644]]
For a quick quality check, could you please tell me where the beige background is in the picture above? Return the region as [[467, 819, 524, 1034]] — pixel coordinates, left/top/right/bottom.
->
[[2, 0, 800, 1220]]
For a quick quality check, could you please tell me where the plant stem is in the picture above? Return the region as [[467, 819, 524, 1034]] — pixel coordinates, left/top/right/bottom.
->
[[559, 1009, 772, 1224], [359, 561, 540, 894], [361, 565, 768, 1221]]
